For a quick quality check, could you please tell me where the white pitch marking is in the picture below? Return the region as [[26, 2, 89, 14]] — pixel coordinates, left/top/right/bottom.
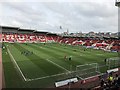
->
[[7, 47, 27, 81], [27, 72, 66, 81], [7, 46, 70, 82], [46, 59, 70, 72]]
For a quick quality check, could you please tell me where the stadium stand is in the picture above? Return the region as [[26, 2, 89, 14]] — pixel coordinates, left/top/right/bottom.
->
[[1, 26, 120, 52]]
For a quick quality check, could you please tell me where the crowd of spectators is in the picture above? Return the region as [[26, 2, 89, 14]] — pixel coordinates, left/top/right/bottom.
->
[[99, 72, 120, 90]]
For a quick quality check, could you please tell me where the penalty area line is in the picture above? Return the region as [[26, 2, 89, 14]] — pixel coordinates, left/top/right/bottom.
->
[[46, 59, 70, 72]]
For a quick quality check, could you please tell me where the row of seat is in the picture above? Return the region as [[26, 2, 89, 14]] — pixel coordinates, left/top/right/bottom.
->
[[1, 34, 120, 51], [1, 34, 54, 43]]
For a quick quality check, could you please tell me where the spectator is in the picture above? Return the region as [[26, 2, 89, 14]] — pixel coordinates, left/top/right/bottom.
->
[[116, 76, 120, 87], [113, 74, 118, 84], [100, 78, 105, 87], [107, 72, 114, 89]]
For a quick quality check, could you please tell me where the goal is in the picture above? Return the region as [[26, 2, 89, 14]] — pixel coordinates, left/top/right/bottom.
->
[[107, 57, 120, 69], [75, 63, 101, 80]]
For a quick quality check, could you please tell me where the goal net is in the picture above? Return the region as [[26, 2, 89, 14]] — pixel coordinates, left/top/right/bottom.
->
[[107, 57, 120, 69], [75, 63, 101, 80]]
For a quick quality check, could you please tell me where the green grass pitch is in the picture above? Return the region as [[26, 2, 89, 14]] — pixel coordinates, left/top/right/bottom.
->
[[2, 43, 118, 88]]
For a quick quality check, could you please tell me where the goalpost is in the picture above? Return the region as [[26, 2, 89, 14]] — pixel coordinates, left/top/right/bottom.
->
[[75, 63, 101, 79], [106, 57, 120, 69]]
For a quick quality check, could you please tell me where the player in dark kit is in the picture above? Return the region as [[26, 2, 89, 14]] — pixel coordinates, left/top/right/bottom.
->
[[69, 56, 72, 61], [104, 58, 107, 65]]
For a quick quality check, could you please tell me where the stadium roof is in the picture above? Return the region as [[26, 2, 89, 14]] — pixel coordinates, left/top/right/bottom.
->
[[33, 31, 48, 34], [18, 28, 35, 32], [2, 26, 19, 30], [46, 33, 58, 36]]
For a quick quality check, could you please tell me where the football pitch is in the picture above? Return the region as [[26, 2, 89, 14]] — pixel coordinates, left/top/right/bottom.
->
[[2, 43, 119, 88]]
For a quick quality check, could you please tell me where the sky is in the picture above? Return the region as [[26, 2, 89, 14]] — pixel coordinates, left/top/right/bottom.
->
[[0, 0, 118, 33]]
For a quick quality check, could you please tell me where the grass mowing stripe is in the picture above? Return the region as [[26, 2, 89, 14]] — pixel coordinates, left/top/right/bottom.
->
[[11, 43, 62, 78], [31, 43, 86, 63], [29, 43, 102, 70], [43, 43, 118, 62], [6, 47, 27, 81], [31, 43, 96, 65], [6, 44, 68, 86], [35, 43, 101, 63], [38, 43, 118, 67], [3, 43, 61, 88], [3, 43, 26, 88], [27, 43, 83, 70], [15, 44, 66, 75], [22, 43, 118, 68], [8, 43, 50, 78], [26, 44, 73, 69]]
